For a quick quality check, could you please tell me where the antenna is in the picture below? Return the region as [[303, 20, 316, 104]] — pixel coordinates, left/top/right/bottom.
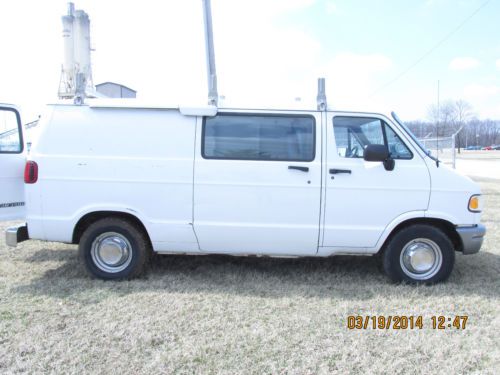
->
[[436, 80, 440, 156], [202, 0, 218, 106], [316, 78, 327, 111]]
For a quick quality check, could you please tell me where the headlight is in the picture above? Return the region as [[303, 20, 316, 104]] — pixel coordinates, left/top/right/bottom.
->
[[468, 195, 481, 212]]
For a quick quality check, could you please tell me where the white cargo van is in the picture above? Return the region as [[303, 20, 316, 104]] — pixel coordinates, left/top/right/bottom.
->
[[1, 102, 485, 283]]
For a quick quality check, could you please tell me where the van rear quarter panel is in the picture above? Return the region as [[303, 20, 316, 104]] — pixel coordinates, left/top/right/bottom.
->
[[26, 105, 199, 251]]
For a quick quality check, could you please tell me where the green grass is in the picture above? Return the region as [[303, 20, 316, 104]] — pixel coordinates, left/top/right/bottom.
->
[[0, 180, 499, 374]]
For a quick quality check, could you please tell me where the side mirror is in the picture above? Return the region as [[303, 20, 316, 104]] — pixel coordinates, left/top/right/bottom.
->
[[363, 144, 395, 171], [363, 144, 388, 162]]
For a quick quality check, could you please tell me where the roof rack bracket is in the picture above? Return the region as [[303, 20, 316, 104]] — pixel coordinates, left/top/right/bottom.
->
[[316, 77, 327, 111]]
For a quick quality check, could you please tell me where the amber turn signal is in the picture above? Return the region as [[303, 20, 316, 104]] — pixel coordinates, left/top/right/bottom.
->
[[468, 195, 480, 212]]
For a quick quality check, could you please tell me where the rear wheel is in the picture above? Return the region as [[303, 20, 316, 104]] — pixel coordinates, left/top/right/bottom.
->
[[382, 224, 455, 284], [79, 217, 150, 280]]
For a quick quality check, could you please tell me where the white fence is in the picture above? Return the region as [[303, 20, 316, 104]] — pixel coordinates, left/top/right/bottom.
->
[[419, 136, 456, 168]]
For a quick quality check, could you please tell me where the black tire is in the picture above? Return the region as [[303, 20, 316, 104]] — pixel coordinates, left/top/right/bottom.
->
[[382, 224, 455, 284], [78, 217, 150, 280]]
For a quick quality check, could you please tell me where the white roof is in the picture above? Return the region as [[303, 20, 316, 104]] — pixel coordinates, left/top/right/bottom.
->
[[50, 99, 218, 117], [48, 99, 395, 119]]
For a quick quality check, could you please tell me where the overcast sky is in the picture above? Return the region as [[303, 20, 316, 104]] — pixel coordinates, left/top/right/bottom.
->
[[0, 0, 499, 122]]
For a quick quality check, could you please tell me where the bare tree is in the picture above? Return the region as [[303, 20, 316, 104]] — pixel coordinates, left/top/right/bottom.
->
[[452, 100, 474, 152], [427, 100, 456, 138], [482, 120, 500, 146], [427, 99, 474, 152]]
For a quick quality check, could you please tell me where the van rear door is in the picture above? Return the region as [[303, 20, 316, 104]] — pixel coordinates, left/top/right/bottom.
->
[[0, 105, 25, 220]]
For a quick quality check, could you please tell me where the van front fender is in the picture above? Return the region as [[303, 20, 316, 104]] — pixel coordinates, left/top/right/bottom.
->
[[373, 211, 461, 254]]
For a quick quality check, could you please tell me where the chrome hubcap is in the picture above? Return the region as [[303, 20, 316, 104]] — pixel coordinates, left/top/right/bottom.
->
[[400, 238, 442, 280], [91, 232, 132, 273]]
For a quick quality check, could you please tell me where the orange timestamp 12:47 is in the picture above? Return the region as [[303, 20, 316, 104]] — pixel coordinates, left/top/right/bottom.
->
[[347, 315, 468, 330]]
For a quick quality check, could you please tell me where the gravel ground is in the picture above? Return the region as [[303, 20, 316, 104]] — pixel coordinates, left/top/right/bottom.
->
[[0, 180, 499, 374]]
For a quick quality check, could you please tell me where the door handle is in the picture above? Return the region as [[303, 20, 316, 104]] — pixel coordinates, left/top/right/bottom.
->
[[288, 166, 309, 172], [329, 168, 351, 174]]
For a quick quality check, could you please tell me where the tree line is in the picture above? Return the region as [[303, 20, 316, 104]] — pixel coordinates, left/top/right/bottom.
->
[[404, 99, 500, 150]]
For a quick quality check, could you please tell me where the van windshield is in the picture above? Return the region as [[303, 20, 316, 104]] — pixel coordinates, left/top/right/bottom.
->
[[391, 112, 441, 166], [390, 112, 428, 153]]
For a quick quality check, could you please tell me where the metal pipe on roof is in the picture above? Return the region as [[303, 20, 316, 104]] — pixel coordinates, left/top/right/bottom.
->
[[202, 0, 218, 107]]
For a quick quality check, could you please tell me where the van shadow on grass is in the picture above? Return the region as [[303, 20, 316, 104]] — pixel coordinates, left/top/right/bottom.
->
[[12, 246, 500, 305]]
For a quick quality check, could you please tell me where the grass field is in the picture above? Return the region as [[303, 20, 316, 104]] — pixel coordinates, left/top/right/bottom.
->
[[0, 179, 499, 374]]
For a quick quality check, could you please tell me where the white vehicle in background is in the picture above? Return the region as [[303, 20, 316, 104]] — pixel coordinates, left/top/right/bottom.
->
[[1, 102, 485, 284]]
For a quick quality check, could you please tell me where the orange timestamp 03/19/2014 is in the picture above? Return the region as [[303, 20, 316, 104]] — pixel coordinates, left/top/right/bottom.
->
[[346, 315, 468, 330]]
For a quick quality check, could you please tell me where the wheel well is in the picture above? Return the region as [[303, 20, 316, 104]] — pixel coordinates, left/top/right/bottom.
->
[[381, 218, 463, 253], [72, 211, 152, 247]]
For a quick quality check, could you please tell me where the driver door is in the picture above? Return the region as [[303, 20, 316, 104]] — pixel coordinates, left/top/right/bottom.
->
[[322, 113, 430, 249], [0, 105, 26, 220]]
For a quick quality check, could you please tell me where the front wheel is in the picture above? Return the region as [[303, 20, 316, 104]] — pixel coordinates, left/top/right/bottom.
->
[[79, 218, 150, 280], [382, 224, 455, 284]]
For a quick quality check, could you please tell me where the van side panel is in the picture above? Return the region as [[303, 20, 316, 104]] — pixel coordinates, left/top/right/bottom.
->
[[26, 105, 199, 252]]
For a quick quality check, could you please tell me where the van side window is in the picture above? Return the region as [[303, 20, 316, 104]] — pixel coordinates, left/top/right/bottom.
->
[[333, 116, 412, 159], [0, 108, 22, 153], [203, 114, 315, 161]]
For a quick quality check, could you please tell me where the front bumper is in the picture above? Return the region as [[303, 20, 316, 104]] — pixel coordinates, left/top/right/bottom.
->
[[5, 224, 29, 247], [456, 224, 486, 254]]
